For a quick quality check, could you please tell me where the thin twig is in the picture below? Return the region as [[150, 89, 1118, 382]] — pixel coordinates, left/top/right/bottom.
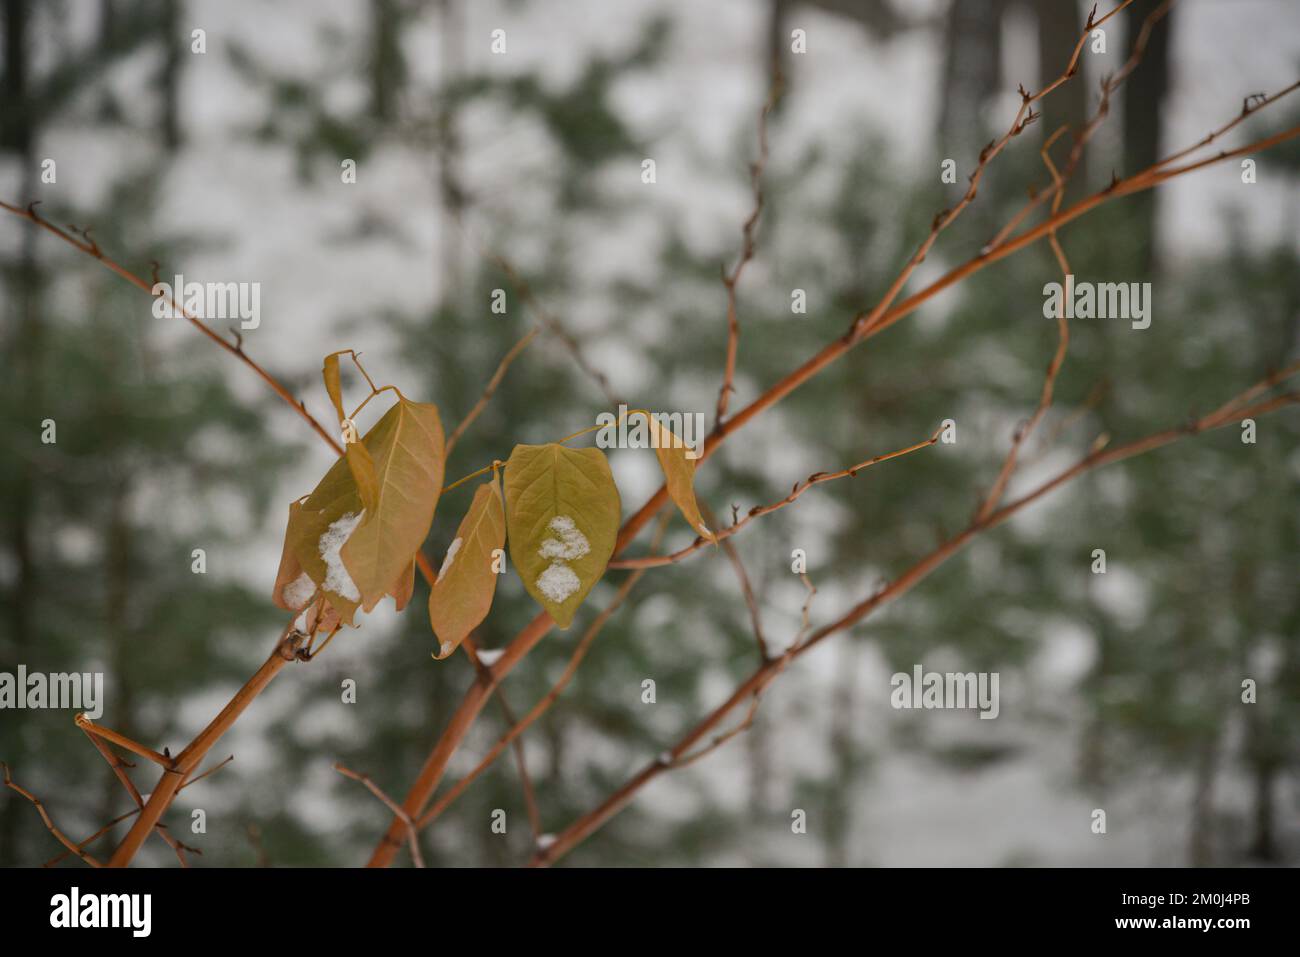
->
[[482, 246, 620, 406], [637, 571, 814, 779], [794, 572, 818, 649], [180, 754, 236, 790], [666, 693, 765, 772], [246, 823, 271, 867], [446, 326, 539, 456], [43, 809, 140, 868], [76, 714, 174, 769], [984, 0, 1179, 252], [0, 199, 344, 454], [852, 0, 1143, 341], [716, 67, 783, 426], [612, 428, 942, 569], [43, 755, 233, 867], [82, 728, 143, 806], [495, 693, 543, 842], [705, 502, 769, 660], [334, 763, 425, 868], [976, 124, 1076, 522], [82, 725, 193, 866], [3, 762, 103, 867]]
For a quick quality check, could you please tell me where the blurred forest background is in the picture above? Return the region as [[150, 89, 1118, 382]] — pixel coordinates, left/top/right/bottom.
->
[[1, 0, 1297, 867]]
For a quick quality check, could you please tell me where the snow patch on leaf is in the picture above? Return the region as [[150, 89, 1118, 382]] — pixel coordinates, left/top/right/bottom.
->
[[283, 572, 316, 609], [439, 537, 463, 577], [319, 510, 365, 602], [538, 515, 590, 561], [536, 516, 589, 603], [536, 562, 581, 603]]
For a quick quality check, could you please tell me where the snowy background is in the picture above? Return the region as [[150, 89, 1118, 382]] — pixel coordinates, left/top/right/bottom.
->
[[1, 0, 1298, 867]]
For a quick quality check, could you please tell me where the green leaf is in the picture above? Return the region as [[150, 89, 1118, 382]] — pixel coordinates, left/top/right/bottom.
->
[[341, 397, 446, 611], [643, 414, 714, 543], [428, 474, 506, 659], [503, 443, 620, 629]]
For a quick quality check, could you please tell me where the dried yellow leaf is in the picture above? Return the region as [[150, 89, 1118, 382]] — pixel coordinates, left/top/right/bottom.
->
[[428, 474, 506, 658]]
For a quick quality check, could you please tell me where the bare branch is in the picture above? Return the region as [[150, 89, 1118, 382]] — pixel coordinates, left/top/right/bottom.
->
[[612, 428, 942, 570], [495, 693, 543, 842], [76, 714, 174, 769], [481, 246, 620, 407], [531, 371, 1300, 866], [3, 762, 103, 867], [81, 723, 194, 866], [0, 199, 344, 454], [852, 0, 1143, 341], [446, 326, 539, 456], [42, 755, 233, 868], [716, 68, 783, 426], [411, 515, 670, 835], [705, 502, 769, 660], [334, 763, 425, 868]]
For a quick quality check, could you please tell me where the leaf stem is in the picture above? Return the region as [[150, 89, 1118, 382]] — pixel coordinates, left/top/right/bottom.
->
[[443, 408, 652, 493]]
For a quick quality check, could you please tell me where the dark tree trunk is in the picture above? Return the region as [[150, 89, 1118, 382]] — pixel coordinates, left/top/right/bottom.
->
[[1122, 0, 1173, 275], [1188, 733, 1218, 866], [1032, 0, 1087, 185], [0, 0, 39, 863], [98, 482, 138, 827], [2, 0, 31, 153], [823, 640, 858, 867], [369, 0, 403, 123], [765, 0, 789, 102], [158, 0, 183, 150], [1246, 751, 1279, 862], [98, 0, 116, 52], [436, 0, 465, 305], [937, 0, 1005, 160], [746, 706, 771, 827]]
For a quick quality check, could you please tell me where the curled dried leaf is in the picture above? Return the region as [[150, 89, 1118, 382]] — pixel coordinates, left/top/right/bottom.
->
[[323, 353, 347, 425], [428, 474, 506, 659], [345, 441, 379, 513], [389, 558, 417, 613], [642, 414, 714, 543]]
